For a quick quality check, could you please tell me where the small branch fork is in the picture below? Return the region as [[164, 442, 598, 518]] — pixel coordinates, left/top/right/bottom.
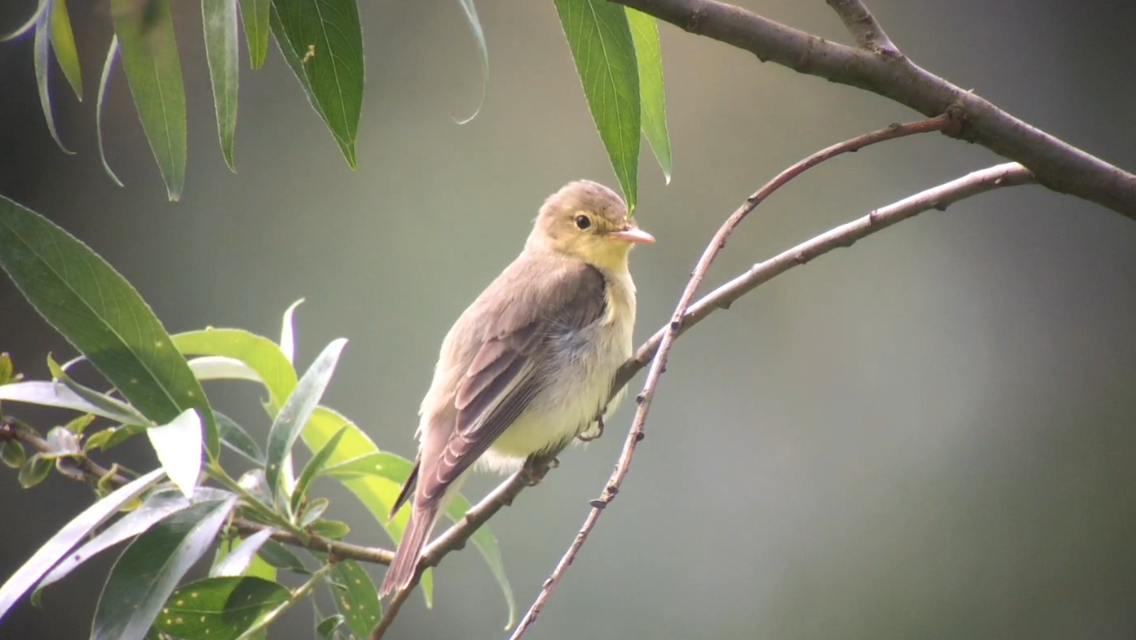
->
[[826, 0, 901, 56]]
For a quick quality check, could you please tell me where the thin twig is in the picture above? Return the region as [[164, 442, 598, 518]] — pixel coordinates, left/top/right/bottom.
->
[[826, 0, 900, 56], [612, 0, 1136, 219], [508, 116, 967, 640]]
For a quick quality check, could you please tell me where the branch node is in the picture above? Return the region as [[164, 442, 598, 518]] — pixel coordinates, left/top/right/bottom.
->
[[634, 431, 645, 443], [588, 499, 607, 510]]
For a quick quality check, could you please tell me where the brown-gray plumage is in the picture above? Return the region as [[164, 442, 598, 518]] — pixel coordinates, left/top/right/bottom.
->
[[379, 180, 652, 597]]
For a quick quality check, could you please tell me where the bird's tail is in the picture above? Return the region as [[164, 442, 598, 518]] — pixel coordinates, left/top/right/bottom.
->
[[379, 503, 440, 597]]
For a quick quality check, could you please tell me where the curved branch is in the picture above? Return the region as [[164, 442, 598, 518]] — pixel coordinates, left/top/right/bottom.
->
[[511, 161, 1034, 640], [613, 0, 1136, 220]]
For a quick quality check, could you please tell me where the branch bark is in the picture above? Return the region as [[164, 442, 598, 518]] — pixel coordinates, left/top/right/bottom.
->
[[613, 0, 1136, 220], [826, 0, 900, 56]]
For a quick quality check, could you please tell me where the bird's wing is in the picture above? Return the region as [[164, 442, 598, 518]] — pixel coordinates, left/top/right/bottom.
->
[[416, 260, 608, 504]]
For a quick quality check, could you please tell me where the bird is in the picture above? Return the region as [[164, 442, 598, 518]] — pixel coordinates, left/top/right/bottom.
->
[[378, 180, 654, 597]]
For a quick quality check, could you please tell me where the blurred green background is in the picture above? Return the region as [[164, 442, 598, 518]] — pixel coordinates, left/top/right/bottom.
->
[[4, 1, 1136, 639]]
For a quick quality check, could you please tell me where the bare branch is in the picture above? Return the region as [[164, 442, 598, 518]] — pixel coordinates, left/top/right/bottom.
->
[[826, 0, 901, 56], [612, 0, 1136, 220]]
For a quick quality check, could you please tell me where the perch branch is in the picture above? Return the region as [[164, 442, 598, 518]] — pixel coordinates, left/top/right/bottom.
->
[[511, 161, 1034, 639], [826, 0, 900, 56], [612, 0, 1136, 220]]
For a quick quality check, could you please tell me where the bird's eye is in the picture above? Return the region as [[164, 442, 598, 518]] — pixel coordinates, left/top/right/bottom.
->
[[574, 215, 592, 230]]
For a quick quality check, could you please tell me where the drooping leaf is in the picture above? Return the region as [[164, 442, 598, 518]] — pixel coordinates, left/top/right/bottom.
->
[[97, 36, 125, 187], [0, 441, 26, 469], [187, 355, 264, 384], [553, 0, 641, 211], [255, 540, 309, 575], [172, 328, 298, 411], [264, 339, 347, 498], [147, 409, 203, 498], [110, 0, 187, 201], [0, 0, 48, 42], [327, 560, 381, 638], [216, 411, 265, 465], [0, 381, 145, 425], [0, 467, 165, 622], [34, 5, 75, 154], [269, 0, 364, 168], [48, 0, 82, 100], [210, 529, 274, 578], [37, 487, 230, 591], [91, 498, 237, 640], [626, 8, 671, 184], [238, 0, 271, 69], [153, 576, 289, 640], [203, 0, 240, 171], [450, 0, 488, 125], [290, 425, 346, 514], [0, 196, 218, 456]]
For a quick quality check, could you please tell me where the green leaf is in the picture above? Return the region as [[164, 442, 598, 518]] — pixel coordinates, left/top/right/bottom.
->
[[239, 0, 271, 69], [17, 453, 52, 488], [147, 409, 203, 499], [172, 328, 298, 411], [1, 0, 48, 42], [291, 426, 346, 514], [255, 540, 309, 574], [216, 411, 265, 465], [37, 487, 224, 592], [203, 0, 240, 171], [34, 5, 75, 154], [153, 576, 289, 640], [626, 8, 671, 185], [328, 561, 380, 639], [450, 0, 488, 125], [63, 413, 96, 435], [0, 441, 26, 469], [97, 36, 125, 187], [0, 381, 145, 425], [0, 352, 15, 384], [91, 498, 237, 640], [211, 529, 274, 578], [47, 354, 151, 425], [314, 612, 344, 639], [0, 467, 165, 621], [110, 0, 187, 201], [264, 339, 347, 499], [0, 196, 218, 456], [324, 452, 516, 627], [269, 0, 364, 168], [307, 518, 348, 539], [553, 0, 640, 211], [49, 0, 82, 100], [297, 497, 329, 527]]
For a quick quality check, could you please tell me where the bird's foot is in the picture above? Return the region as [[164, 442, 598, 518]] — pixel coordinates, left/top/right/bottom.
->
[[577, 416, 604, 442], [521, 455, 559, 486]]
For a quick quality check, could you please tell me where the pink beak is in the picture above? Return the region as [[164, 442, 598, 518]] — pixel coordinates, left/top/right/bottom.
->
[[609, 225, 655, 244]]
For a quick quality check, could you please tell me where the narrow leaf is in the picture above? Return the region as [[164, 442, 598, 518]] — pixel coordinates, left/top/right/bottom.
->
[[47, 354, 151, 425], [279, 298, 304, 365], [0, 381, 145, 425], [97, 36, 125, 187], [290, 425, 346, 513], [626, 8, 671, 184], [554, 0, 641, 210], [216, 411, 264, 465], [91, 498, 237, 640], [110, 0, 187, 201], [264, 339, 347, 498], [450, 0, 488, 125], [328, 561, 380, 638], [211, 529, 274, 577], [0, 196, 218, 456], [147, 409, 203, 498], [238, 0, 271, 69], [0, 467, 165, 622], [49, 0, 82, 100], [269, 0, 364, 168], [34, 6, 75, 154], [1, 0, 48, 42], [37, 487, 227, 591], [203, 0, 239, 171], [187, 355, 264, 383], [172, 328, 298, 411]]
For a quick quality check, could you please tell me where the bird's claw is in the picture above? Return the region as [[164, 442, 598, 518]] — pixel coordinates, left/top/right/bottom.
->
[[578, 416, 604, 442]]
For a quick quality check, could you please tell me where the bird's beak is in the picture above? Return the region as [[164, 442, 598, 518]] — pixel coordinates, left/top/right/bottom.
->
[[609, 224, 655, 244]]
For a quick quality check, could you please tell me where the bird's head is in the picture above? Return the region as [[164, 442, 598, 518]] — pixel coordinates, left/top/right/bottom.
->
[[529, 180, 654, 271]]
